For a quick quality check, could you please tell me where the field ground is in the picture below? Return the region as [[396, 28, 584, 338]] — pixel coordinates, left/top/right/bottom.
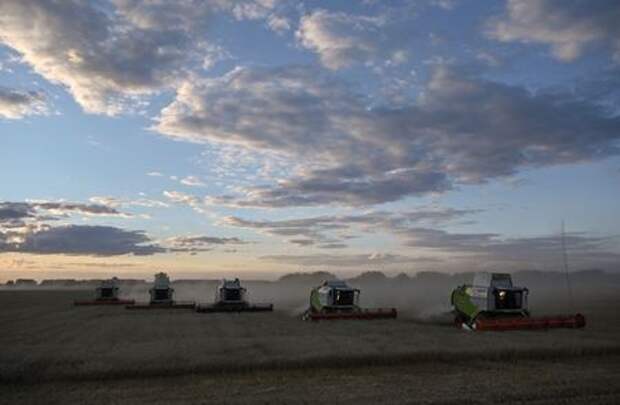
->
[[4, 356, 620, 405], [1, 290, 620, 404]]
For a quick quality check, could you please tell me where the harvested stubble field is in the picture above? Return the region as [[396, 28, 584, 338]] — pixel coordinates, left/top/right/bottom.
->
[[1, 283, 620, 404]]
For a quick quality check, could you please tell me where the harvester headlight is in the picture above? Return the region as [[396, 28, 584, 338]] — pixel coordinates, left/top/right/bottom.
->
[[498, 290, 507, 300]]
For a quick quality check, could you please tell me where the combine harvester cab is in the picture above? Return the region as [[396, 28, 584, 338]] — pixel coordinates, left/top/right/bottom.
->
[[74, 277, 135, 306], [451, 272, 585, 331], [302, 280, 397, 321], [196, 278, 273, 313], [126, 272, 195, 310]]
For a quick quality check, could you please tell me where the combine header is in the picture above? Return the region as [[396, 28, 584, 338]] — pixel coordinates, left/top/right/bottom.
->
[[302, 280, 397, 321], [451, 272, 585, 331], [196, 278, 273, 313], [74, 277, 134, 306], [126, 272, 194, 310]]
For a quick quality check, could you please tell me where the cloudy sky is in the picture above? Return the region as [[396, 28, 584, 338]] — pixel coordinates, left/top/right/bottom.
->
[[1, 0, 619, 281]]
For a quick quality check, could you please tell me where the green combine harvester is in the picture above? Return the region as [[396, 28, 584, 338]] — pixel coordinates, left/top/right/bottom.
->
[[451, 272, 585, 331], [303, 279, 397, 321]]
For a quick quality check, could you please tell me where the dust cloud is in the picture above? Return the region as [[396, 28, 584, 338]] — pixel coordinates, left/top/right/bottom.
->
[[3, 270, 619, 321]]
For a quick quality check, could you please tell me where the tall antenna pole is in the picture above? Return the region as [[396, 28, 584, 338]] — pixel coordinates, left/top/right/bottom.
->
[[561, 220, 574, 312]]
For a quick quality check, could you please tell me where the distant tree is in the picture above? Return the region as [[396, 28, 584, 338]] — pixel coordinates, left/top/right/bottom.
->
[[414, 271, 450, 283], [348, 271, 387, 283], [15, 279, 38, 287], [393, 273, 410, 282], [278, 271, 337, 284]]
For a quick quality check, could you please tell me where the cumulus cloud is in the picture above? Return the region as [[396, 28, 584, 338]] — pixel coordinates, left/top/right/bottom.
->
[[0, 87, 48, 119], [0, 200, 131, 222], [487, 0, 620, 62], [162, 190, 208, 214], [225, 0, 283, 21], [202, 44, 232, 69], [169, 235, 246, 246], [0, 0, 283, 115], [288, 239, 315, 246], [155, 66, 449, 206], [403, 227, 616, 256], [260, 227, 619, 270], [401, 227, 620, 270], [268, 14, 291, 34], [318, 243, 347, 249], [0, 225, 165, 256], [156, 65, 620, 207], [180, 176, 206, 187], [0, 200, 145, 256], [261, 253, 435, 267], [165, 235, 247, 253], [0, 200, 245, 257], [430, 0, 458, 10], [0, 203, 32, 221], [0, 222, 247, 257], [221, 208, 477, 247], [155, 66, 354, 150], [163, 191, 198, 204], [29, 201, 130, 218], [0, 0, 211, 114], [89, 196, 169, 209], [296, 10, 397, 69], [226, 0, 295, 36]]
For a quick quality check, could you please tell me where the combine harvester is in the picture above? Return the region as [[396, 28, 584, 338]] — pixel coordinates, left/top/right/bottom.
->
[[196, 278, 273, 313], [74, 277, 134, 306], [451, 272, 585, 331], [302, 279, 397, 321], [126, 272, 195, 310]]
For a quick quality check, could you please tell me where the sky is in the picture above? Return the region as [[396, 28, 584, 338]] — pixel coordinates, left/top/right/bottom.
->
[[1, 0, 619, 281]]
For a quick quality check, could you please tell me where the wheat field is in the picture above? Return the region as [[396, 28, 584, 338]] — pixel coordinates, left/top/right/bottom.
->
[[1, 283, 620, 403]]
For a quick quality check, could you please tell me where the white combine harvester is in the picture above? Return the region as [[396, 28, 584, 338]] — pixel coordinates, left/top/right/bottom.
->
[[126, 272, 195, 310], [74, 277, 134, 306], [196, 278, 273, 313], [149, 272, 175, 304]]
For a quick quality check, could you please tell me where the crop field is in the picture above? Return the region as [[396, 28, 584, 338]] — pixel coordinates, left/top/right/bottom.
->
[[2, 281, 620, 404]]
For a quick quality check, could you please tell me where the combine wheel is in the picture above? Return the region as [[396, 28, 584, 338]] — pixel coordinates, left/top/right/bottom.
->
[[453, 313, 466, 328]]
